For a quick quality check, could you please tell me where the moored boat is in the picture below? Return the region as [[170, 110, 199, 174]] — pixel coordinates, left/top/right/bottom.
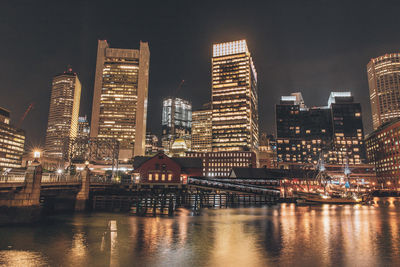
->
[[295, 191, 364, 204]]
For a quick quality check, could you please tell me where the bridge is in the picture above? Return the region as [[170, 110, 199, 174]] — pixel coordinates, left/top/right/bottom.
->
[[0, 164, 282, 224]]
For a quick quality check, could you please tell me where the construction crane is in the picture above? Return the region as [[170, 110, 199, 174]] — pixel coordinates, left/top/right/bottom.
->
[[18, 103, 35, 128]]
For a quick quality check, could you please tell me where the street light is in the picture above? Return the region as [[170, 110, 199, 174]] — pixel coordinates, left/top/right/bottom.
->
[[33, 150, 41, 163]]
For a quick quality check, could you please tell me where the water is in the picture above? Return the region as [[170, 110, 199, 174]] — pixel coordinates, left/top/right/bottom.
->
[[1, 201, 400, 267]]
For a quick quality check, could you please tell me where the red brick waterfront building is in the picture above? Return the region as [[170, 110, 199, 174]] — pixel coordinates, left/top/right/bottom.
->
[[133, 152, 202, 184]]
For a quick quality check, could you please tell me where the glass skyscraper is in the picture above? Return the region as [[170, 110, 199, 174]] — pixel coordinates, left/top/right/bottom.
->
[[161, 97, 192, 154]]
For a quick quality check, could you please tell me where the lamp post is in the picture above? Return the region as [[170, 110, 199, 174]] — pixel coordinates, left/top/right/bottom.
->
[[33, 150, 41, 163]]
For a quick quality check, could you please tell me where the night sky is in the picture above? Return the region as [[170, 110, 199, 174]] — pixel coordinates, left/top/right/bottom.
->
[[1, 0, 400, 149]]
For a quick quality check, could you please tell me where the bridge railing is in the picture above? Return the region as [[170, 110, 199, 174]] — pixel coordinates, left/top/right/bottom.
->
[[41, 173, 82, 183], [0, 173, 26, 183], [89, 176, 120, 184]]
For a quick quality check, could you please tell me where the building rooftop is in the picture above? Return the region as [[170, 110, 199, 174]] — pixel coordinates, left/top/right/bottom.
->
[[133, 153, 202, 170], [0, 107, 10, 118], [230, 167, 317, 179]]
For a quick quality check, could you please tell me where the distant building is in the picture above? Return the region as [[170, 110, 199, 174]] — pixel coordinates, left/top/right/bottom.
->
[[366, 118, 400, 186], [90, 40, 150, 159], [230, 165, 376, 188], [133, 152, 202, 184], [77, 115, 90, 138], [45, 68, 81, 159], [21, 152, 61, 171], [161, 97, 192, 155], [186, 151, 256, 177], [258, 133, 277, 168], [211, 40, 259, 152], [367, 53, 400, 130], [191, 104, 212, 152], [0, 107, 25, 168], [145, 132, 160, 156], [276, 92, 365, 165]]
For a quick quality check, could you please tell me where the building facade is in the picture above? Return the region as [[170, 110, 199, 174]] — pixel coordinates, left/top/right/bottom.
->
[[367, 53, 400, 130], [186, 151, 256, 177], [191, 106, 212, 152], [90, 40, 150, 159], [366, 119, 400, 185], [211, 40, 259, 152], [77, 115, 90, 138], [258, 133, 277, 168], [161, 97, 192, 154], [45, 68, 81, 159], [145, 132, 160, 156], [133, 152, 202, 184], [0, 107, 25, 168], [276, 92, 365, 166]]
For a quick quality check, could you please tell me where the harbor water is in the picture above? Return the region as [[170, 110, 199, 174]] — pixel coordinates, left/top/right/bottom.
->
[[1, 201, 400, 267]]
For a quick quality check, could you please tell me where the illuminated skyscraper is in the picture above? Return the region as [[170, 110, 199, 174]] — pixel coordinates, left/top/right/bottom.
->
[[0, 107, 25, 168], [90, 40, 150, 159], [367, 53, 400, 129], [211, 40, 259, 152], [161, 97, 192, 154], [191, 105, 212, 152], [45, 68, 81, 158]]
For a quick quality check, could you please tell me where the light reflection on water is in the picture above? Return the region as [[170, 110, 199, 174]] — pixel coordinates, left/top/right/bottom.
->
[[1, 203, 400, 267]]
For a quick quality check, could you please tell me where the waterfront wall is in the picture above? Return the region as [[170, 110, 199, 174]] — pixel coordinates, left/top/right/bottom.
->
[[0, 165, 42, 225]]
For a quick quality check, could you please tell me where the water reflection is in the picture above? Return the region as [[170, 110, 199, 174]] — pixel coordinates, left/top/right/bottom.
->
[[1, 203, 400, 266]]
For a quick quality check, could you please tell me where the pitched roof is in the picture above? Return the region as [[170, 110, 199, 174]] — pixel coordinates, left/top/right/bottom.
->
[[173, 157, 202, 169], [133, 153, 202, 170], [133, 156, 152, 169]]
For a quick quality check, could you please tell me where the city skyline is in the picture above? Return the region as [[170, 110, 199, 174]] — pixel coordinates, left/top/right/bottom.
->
[[1, 1, 400, 147]]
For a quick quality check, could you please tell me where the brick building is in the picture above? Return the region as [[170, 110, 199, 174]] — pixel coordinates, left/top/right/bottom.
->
[[133, 152, 202, 184], [366, 119, 400, 186]]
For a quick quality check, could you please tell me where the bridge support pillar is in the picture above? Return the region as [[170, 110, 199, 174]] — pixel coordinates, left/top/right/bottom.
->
[[0, 164, 42, 225], [75, 167, 90, 211]]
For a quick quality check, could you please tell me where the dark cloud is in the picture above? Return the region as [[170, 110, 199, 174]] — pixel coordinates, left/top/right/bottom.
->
[[1, 0, 399, 147]]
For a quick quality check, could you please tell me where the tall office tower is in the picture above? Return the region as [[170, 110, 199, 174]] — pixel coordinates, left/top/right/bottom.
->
[[90, 40, 150, 159], [276, 92, 365, 166], [211, 40, 259, 152], [161, 97, 192, 154], [45, 68, 81, 159], [0, 107, 25, 168], [191, 104, 212, 152], [77, 115, 90, 138], [367, 53, 400, 130]]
